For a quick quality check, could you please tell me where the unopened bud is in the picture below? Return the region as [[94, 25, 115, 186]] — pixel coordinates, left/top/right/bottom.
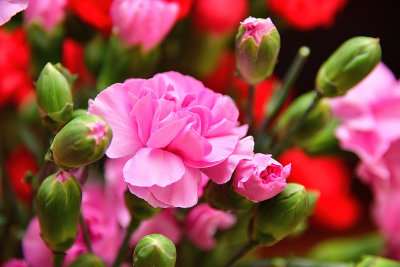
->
[[316, 37, 381, 97], [68, 254, 106, 267], [203, 181, 254, 211], [124, 189, 161, 221], [274, 92, 331, 142], [36, 63, 74, 132], [356, 255, 400, 267], [36, 171, 82, 252], [250, 183, 316, 246], [50, 114, 112, 170], [133, 234, 176, 267], [235, 17, 280, 85]]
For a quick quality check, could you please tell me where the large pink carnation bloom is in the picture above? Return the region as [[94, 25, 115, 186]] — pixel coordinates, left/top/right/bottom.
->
[[0, 0, 28, 26], [88, 71, 252, 208], [111, 0, 179, 51], [22, 183, 121, 266]]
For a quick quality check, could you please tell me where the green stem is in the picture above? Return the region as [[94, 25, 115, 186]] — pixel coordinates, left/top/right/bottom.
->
[[247, 84, 256, 127], [256, 46, 310, 138], [223, 240, 258, 267], [112, 219, 140, 267], [52, 251, 66, 267], [80, 212, 93, 253], [271, 91, 320, 157]]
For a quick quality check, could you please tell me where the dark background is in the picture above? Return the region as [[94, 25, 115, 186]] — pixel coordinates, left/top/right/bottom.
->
[[274, 0, 400, 93]]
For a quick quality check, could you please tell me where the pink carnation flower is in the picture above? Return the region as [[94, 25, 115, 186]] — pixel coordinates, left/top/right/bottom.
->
[[24, 0, 66, 31], [111, 0, 179, 51], [131, 209, 182, 245], [233, 153, 290, 202], [22, 183, 121, 266], [0, 0, 28, 26], [185, 203, 236, 250], [88, 71, 252, 208]]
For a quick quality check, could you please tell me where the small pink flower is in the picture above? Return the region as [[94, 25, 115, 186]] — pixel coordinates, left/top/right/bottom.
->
[[111, 0, 179, 51], [233, 153, 290, 202], [88, 71, 251, 208], [0, 0, 28, 26], [22, 183, 122, 266], [185, 204, 235, 250], [1, 259, 28, 267], [241, 17, 276, 45], [24, 0, 66, 31], [131, 209, 182, 245]]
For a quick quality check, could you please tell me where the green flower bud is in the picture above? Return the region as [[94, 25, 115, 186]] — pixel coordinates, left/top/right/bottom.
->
[[50, 114, 112, 170], [72, 109, 88, 119], [235, 17, 280, 85], [203, 181, 254, 211], [133, 234, 176, 267], [68, 254, 106, 267], [316, 36, 381, 97], [356, 255, 400, 267], [36, 171, 82, 252], [124, 190, 161, 221], [36, 62, 74, 132], [273, 92, 331, 143], [250, 183, 315, 246]]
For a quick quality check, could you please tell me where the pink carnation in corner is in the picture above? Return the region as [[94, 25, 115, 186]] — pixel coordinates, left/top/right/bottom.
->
[[241, 17, 275, 45], [185, 203, 236, 250], [22, 183, 121, 266], [1, 259, 28, 267], [111, 0, 179, 51], [233, 153, 290, 202], [24, 0, 67, 31], [88, 71, 252, 208], [0, 0, 28, 26]]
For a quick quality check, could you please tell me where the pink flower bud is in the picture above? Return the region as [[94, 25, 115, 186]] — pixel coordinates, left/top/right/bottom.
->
[[24, 0, 67, 31], [111, 0, 179, 51], [233, 154, 290, 202], [241, 17, 275, 45], [185, 204, 235, 250]]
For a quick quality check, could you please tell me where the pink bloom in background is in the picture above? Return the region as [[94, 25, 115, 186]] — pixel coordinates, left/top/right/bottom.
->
[[111, 0, 179, 51], [0, 0, 28, 26], [185, 204, 236, 250], [22, 183, 121, 266], [88, 71, 251, 208], [131, 210, 182, 245], [233, 153, 290, 202], [24, 0, 67, 30], [332, 62, 400, 259], [193, 0, 248, 35], [1, 259, 28, 267], [240, 17, 275, 45]]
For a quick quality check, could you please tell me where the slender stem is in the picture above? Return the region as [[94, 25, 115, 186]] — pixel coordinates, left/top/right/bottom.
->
[[52, 251, 66, 267], [271, 91, 320, 157], [112, 219, 140, 267], [223, 240, 258, 267], [257, 46, 310, 138], [80, 212, 93, 253], [247, 84, 256, 127]]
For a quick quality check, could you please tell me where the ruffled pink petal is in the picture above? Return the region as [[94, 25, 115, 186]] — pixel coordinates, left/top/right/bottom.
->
[[0, 0, 28, 26], [123, 148, 185, 187], [88, 82, 144, 158], [202, 136, 254, 184], [128, 185, 170, 208], [147, 118, 186, 149], [149, 167, 201, 208]]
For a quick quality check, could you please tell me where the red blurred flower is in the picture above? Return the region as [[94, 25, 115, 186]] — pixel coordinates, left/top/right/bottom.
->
[[279, 148, 361, 230], [0, 28, 34, 110], [167, 0, 193, 20], [5, 146, 38, 203], [267, 0, 347, 30], [67, 0, 112, 33], [62, 38, 93, 85], [193, 0, 248, 35]]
